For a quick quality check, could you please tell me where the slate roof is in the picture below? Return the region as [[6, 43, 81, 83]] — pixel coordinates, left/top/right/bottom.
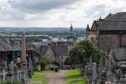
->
[[96, 21, 126, 30], [40, 45, 48, 56], [0, 38, 12, 51], [91, 12, 126, 31], [51, 45, 68, 57], [105, 12, 126, 21]]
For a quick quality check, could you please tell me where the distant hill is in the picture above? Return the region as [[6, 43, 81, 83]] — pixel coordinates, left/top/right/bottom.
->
[[0, 27, 85, 32]]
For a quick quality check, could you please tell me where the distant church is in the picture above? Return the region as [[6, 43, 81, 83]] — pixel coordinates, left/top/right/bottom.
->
[[70, 24, 73, 32], [86, 12, 126, 53], [66, 24, 77, 42]]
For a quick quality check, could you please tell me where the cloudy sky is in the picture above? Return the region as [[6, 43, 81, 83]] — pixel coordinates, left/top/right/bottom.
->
[[0, 0, 126, 28]]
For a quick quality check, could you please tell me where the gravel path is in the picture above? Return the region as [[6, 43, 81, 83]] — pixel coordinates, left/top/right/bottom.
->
[[47, 70, 66, 84]]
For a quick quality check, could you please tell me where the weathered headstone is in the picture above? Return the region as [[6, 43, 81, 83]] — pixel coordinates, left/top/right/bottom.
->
[[28, 56, 32, 78], [38, 65, 41, 71], [97, 58, 103, 84], [92, 62, 97, 84], [106, 71, 114, 83], [7, 61, 15, 82], [85, 59, 93, 84]]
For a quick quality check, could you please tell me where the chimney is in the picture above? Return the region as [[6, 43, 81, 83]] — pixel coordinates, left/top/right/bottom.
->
[[21, 32, 26, 63]]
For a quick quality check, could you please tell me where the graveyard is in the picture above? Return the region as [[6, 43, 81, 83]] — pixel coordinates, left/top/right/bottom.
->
[[0, 3, 126, 84], [2, 12, 126, 84], [1, 0, 126, 83]]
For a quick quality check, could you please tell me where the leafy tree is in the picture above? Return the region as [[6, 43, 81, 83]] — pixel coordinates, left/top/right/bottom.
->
[[65, 39, 105, 65]]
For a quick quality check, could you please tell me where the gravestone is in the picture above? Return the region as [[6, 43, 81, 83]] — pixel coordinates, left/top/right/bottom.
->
[[28, 57, 32, 78], [84, 65, 88, 79], [106, 71, 114, 83], [97, 58, 104, 84], [86, 64, 92, 84], [7, 61, 15, 82], [92, 62, 97, 84], [38, 65, 41, 71]]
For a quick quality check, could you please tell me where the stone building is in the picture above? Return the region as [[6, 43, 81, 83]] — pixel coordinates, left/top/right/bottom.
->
[[39, 41, 73, 68], [86, 12, 126, 53], [86, 12, 126, 83]]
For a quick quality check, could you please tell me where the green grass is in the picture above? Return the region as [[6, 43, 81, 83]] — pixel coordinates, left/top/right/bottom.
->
[[30, 70, 49, 84], [0, 81, 21, 84], [66, 69, 87, 84]]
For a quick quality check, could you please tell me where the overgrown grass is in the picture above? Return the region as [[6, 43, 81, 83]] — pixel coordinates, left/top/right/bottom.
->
[[66, 69, 87, 84], [30, 70, 50, 84]]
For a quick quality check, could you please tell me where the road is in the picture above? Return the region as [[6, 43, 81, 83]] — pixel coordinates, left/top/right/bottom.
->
[[47, 70, 66, 84]]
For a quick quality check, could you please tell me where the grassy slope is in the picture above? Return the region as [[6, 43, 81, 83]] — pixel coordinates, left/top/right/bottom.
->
[[66, 69, 87, 84], [30, 70, 49, 84]]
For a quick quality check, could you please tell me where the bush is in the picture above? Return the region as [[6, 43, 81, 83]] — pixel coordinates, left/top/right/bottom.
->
[[40, 59, 48, 70], [33, 65, 38, 71]]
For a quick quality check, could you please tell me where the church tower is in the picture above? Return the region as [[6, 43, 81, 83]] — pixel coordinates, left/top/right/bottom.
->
[[70, 24, 73, 32], [67, 24, 76, 42]]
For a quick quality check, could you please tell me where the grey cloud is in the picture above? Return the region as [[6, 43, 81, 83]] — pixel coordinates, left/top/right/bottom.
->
[[0, 7, 25, 20], [86, 4, 107, 18], [9, 0, 76, 13]]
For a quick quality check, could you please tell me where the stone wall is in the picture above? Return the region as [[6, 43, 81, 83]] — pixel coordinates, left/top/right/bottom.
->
[[121, 34, 126, 46], [97, 34, 126, 52], [98, 34, 120, 52]]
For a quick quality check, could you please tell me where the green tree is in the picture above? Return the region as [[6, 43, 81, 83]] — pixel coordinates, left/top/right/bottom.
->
[[65, 40, 105, 65]]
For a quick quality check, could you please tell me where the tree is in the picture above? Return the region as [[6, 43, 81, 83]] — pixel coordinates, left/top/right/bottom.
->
[[65, 39, 105, 65]]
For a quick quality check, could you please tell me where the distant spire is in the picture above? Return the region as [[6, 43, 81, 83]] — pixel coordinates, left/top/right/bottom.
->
[[70, 24, 73, 32], [109, 9, 112, 14], [99, 16, 102, 19], [86, 24, 90, 31], [99, 16, 102, 21], [109, 9, 112, 15]]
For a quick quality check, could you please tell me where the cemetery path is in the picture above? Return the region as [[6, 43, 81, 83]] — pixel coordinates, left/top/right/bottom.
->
[[47, 70, 66, 84]]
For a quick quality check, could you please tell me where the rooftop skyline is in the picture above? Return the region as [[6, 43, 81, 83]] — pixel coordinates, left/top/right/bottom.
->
[[0, 0, 126, 28]]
